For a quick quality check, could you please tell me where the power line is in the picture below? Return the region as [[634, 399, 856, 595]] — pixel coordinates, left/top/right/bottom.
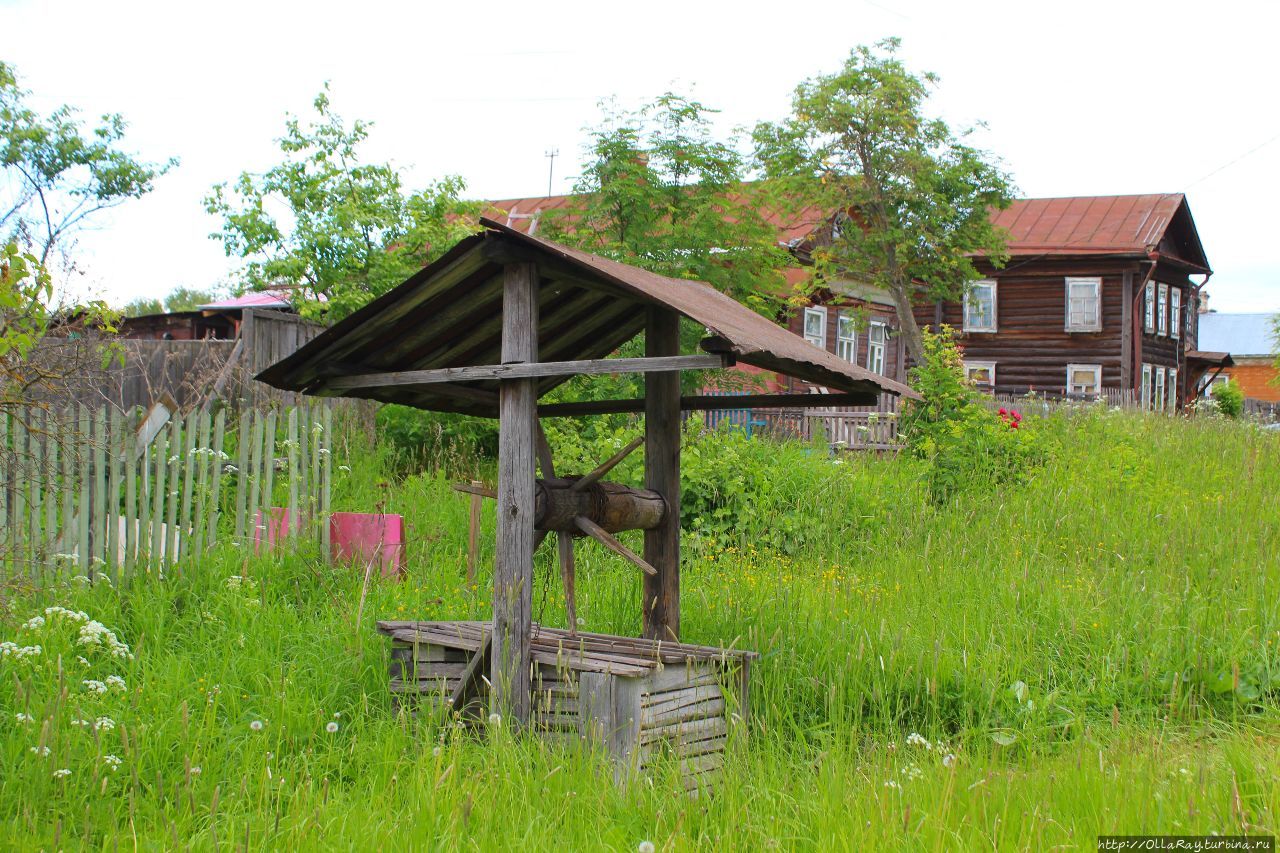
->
[[1184, 129, 1280, 189]]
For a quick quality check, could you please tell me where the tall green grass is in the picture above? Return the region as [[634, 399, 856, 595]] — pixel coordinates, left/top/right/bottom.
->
[[2, 407, 1279, 849]]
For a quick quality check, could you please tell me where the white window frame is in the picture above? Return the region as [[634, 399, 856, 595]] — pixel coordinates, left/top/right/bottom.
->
[[867, 321, 887, 375], [1157, 283, 1169, 336], [802, 307, 826, 350], [1141, 363, 1153, 409], [1066, 363, 1102, 397], [1064, 277, 1102, 332], [1144, 282, 1156, 334], [963, 279, 998, 333], [964, 361, 996, 388], [1168, 368, 1178, 409], [835, 311, 857, 362], [1170, 288, 1181, 339], [1154, 366, 1167, 411], [1204, 373, 1229, 397]]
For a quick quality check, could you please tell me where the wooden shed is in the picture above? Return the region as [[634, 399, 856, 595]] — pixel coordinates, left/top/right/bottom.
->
[[258, 219, 914, 784]]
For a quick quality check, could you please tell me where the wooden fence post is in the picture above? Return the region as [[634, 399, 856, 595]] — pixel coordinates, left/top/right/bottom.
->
[[643, 306, 681, 642], [492, 261, 539, 724]]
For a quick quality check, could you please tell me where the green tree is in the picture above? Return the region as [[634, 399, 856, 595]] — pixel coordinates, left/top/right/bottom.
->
[[206, 86, 480, 323], [753, 39, 1014, 361], [1, 61, 174, 266], [122, 286, 222, 317], [545, 93, 791, 313], [538, 93, 793, 406]]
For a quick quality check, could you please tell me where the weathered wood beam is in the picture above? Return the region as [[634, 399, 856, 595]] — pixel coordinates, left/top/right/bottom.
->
[[492, 261, 539, 725], [574, 515, 658, 576], [571, 436, 644, 492], [643, 307, 681, 642], [325, 355, 726, 390], [537, 392, 879, 417]]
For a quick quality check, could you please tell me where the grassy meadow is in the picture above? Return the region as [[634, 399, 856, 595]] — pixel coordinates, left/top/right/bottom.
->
[[3, 405, 1280, 850]]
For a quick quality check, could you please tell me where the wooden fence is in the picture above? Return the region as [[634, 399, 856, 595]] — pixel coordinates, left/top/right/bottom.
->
[[0, 402, 332, 583], [705, 392, 902, 451]]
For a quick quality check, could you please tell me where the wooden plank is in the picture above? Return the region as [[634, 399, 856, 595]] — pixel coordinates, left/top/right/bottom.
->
[[207, 409, 227, 547], [44, 412, 58, 578], [232, 409, 251, 543], [191, 408, 211, 557], [537, 392, 878, 417], [259, 410, 278, 546], [245, 412, 265, 550], [574, 515, 657, 576], [491, 261, 539, 725], [326, 354, 726, 390], [642, 684, 722, 716], [122, 413, 137, 573], [642, 697, 725, 728], [611, 676, 645, 782], [76, 406, 90, 576], [177, 409, 197, 562], [165, 416, 183, 564], [148, 414, 167, 567], [640, 713, 728, 747], [286, 407, 299, 543], [578, 671, 611, 744], [27, 411, 43, 579], [1, 411, 10, 570], [448, 633, 491, 713], [1121, 270, 1134, 390], [643, 307, 681, 642], [320, 405, 331, 557], [105, 408, 122, 581]]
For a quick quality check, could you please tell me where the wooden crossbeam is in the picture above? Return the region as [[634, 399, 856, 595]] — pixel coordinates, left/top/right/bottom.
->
[[538, 392, 880, 417], [325, 355, 726, 391]]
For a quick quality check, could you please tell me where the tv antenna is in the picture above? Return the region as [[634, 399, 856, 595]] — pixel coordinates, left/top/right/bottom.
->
[[545, 148, 559, 197]]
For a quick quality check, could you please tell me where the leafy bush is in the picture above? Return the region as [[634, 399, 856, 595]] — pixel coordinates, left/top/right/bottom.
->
[[1210, 378, 1245, 418], [899, 327, 1045, 502]]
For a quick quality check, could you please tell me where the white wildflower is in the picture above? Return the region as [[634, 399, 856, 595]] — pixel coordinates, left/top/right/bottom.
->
[[71, 718, 91, 727], [638, 842, 656, 853], [906, 732, 932, 750], [250, 720, 264, 731], [432, 746, 442, 757], [0, 642, 42, 660], [942, 753, 957, 768], [105, 675, 126, 691], [83, 679, 107, 695], [52, 768, 71, 779], [338, 464, 351, 473], [325, 721, 339, 734], [103, 754, 123, 771], [76, 656, 90, 666], [487, 713, 501, 728], [94, 716, 116, 732], [70, 574, 91, 585], [15, 712, 32, 723], [189, 765, 201, 775], [22, 615, 45, 630], [883, 779, 900, 790], [45, 606, 89, 622], [223, 464, 239, 474], [30, 746, 50, 756]]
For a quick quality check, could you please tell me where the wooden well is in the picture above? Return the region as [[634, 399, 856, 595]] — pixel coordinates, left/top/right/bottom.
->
[[380, 620, 756, 789]]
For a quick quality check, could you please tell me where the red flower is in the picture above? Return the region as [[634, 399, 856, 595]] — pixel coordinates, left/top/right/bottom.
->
[[998, 407, 1008, 416], [1012, 410, 1021, 421], [1010, 421, 1019, 430]]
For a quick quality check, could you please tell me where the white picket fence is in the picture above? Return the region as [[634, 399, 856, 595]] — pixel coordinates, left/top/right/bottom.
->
[[0, 402, 333, 583]]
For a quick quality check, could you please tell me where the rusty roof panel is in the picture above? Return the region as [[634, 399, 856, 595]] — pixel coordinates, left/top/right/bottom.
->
[[990, 193, 1187, 257], [255, 220, 916, 415]]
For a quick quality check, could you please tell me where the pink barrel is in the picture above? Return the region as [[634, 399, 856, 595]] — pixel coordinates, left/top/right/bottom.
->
[[253, 507, 304, 555], [329, 512, 405, 579]]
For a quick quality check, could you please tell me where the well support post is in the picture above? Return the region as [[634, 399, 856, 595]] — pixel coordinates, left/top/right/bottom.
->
[[642, 307, 681, 641], [492, 261, 539, 724]]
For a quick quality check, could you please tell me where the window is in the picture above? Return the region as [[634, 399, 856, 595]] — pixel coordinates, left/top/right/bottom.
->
[[1065, 277, 1102, 332], [1170, 288, 1181, 339], [1168, 368, 1178, 409], [867, 322, 887, 375], [836, 311, 857, 362], [1144, 282, 1156, 334], [1157, 283, 1169, 336], [1204, 373, 1229, 397], [963, 280, 997, 332], [803, 307, 826, 350], [1154, 366, 1166, 411], [1141, 363, 1153, 409], [1066, 363, 1102, 397], [964, 361, 996, 388]]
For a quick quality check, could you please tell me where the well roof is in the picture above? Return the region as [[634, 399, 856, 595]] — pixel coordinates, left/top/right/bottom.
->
[[256, 219, 916, 416]]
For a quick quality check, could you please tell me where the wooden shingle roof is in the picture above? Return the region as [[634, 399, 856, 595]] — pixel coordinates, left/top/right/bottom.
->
[[255, 220, 916, 416]]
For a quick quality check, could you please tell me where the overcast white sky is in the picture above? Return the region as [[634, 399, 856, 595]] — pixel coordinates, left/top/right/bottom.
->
[[2, 0, 1277, 312]]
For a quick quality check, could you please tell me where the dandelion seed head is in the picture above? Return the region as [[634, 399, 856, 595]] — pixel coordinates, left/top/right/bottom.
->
[[250, 720, 264, 731], [487, 713, 501, 727], [638, 842, 656, 853], [326, 721, 339, 733]]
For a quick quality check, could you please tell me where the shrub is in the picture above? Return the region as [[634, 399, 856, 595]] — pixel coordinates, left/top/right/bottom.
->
[[375, 405, 495, 475], [899, 327, 1045, 502], [1210, 378, 1245, 418]]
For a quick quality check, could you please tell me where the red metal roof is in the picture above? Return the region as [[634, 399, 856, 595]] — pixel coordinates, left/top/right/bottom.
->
[[198, 290, 293, 311], [485, 190, 1209, 270], [992, 194, 1193, 257]]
